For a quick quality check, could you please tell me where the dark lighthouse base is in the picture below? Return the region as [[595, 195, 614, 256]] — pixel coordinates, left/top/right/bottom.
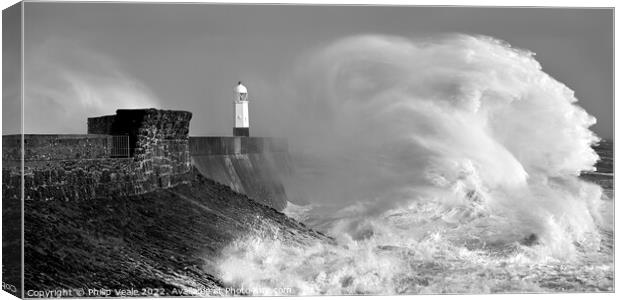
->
[[233, 127, 249, 137]]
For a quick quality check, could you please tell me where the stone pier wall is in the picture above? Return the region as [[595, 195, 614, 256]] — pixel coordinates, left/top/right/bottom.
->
[[189, 137, 291, 210], [2, 108, 293, 211], [2, 109, 193, 202]]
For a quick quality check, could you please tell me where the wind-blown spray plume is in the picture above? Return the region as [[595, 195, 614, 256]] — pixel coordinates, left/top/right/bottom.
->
[[218, 34, 608, 294], [24, 39, 160, 133]]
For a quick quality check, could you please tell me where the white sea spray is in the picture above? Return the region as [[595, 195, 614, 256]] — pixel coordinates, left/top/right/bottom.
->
[[215, 34, 611, 294]]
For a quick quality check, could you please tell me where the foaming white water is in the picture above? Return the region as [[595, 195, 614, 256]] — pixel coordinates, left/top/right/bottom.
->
[[282, 201, 316, 223], [215, 34, 610, 294], [218, 200, 611, 295]]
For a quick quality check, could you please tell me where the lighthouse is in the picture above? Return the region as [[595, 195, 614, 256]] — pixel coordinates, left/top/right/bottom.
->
[[233, 81, 250, 136]]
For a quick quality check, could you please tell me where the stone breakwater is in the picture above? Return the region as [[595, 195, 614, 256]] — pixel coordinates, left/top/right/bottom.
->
[[2, 108, 314, 296], [189, 137, 292, 211], [3, 108, 293, 211], [3, 109, 193, 203], [23, 172, 331, 294]]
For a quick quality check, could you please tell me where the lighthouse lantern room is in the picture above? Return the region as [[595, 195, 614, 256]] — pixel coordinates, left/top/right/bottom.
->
[[233, 81, 250, 136]]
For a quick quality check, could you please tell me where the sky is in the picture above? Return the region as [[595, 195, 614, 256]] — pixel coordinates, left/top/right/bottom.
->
[[2, 1, 614, 139]]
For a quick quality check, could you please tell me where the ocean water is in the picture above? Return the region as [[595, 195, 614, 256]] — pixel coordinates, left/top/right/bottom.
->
[[214, 35, 614, 295], [216, 142, 613, 295]]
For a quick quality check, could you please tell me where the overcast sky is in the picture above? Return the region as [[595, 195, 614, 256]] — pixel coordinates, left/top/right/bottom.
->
[[2, 2, 613, 139]]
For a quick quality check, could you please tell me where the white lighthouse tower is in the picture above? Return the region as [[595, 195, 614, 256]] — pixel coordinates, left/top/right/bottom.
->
[[233, 81, 250, 136]]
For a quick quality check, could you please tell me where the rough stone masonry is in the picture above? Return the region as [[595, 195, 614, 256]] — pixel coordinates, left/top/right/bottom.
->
[[3, 109, 193, 203], [3, 108, 292, 210]]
